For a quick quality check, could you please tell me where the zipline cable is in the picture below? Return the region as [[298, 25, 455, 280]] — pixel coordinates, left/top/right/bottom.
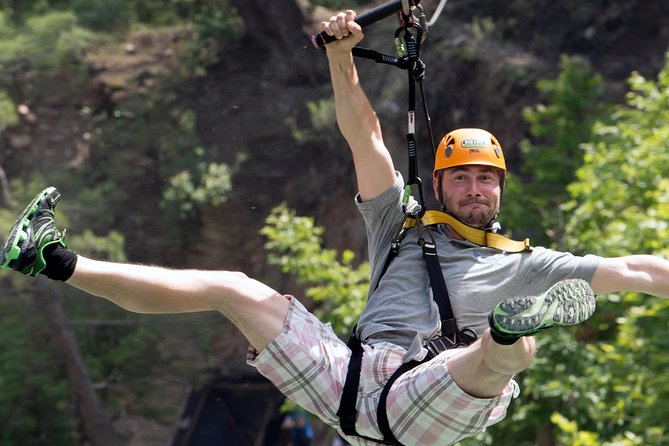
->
[[427, 0, 449, 27]]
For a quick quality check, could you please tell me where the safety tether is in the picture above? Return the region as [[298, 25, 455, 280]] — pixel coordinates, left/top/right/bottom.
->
[[351, 4, 432, 215]]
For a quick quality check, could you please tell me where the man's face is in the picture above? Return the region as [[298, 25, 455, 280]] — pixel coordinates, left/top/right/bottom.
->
[[433, 165, 502, 228]]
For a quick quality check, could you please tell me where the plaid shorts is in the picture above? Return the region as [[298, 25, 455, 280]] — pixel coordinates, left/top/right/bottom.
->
[[247, 297, 519, 445]]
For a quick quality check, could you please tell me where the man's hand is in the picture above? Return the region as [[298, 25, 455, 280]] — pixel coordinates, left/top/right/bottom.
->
[[321, 10, 364, 55]]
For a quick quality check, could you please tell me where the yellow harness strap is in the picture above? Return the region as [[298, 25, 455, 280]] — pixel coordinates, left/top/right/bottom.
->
[[404, 210, 532, 253]]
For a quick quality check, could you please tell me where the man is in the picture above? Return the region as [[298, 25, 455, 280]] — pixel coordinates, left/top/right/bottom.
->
[[2, 9, 668, 446]]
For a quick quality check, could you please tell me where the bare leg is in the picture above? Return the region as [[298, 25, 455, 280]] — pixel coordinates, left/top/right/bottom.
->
[[67, 256, 290, 352], [446, 329, 536, 398]]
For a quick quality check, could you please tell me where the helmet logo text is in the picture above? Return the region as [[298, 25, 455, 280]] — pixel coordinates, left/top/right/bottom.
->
[[461, 138, 487, 148]]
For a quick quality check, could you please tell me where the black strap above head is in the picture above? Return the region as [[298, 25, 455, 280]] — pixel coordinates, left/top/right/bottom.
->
[[352, 17, 430, 214]]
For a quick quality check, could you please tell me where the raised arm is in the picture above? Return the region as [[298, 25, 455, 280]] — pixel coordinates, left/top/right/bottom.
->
[[590, 255, 669, 298], [321, 10, 396, 202]]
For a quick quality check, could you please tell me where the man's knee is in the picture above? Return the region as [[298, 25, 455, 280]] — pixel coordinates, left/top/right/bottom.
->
[[203, 270, 290, 348]]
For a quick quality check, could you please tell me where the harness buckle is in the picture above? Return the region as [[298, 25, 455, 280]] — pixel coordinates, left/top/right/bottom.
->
[[424, 326, 478, 359]]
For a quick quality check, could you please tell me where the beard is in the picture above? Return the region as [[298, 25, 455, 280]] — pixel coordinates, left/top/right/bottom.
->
[[450, 197, 497, 228]]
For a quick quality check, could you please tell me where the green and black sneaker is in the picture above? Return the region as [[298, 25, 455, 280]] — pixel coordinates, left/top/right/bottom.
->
[[1, 186, 66, 276], [489, 279, 596, 344]]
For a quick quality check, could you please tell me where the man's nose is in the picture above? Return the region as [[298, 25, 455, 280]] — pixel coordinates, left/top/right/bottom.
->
[[466, 178, 482, 195]]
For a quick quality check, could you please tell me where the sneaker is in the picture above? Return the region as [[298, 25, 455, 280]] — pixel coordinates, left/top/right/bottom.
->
[[489, 279, 596, 341], [1, 186, 66, 276]]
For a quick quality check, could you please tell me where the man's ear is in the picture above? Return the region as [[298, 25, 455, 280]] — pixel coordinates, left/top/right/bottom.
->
[[432, 170, 441, 202]]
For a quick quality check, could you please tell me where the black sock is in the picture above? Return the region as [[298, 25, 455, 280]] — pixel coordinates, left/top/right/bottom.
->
[[488, 313, 521, 345], [41, 244, 77, 281], [489, 329, 521, 345]]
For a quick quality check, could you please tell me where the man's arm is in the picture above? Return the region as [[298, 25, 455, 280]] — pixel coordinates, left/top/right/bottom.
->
[[322, 10, 396, 202], [590, 255, 669, 298]]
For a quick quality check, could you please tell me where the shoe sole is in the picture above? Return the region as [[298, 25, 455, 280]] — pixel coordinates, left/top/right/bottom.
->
[[491, 279, 596, 336], [1, 187, 56, 269]]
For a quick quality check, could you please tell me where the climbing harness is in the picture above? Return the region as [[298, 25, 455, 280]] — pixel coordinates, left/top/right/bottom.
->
[[322, 3, 533, 444]]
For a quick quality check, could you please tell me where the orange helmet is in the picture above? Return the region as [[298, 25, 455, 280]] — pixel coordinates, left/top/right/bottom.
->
[[433, 128, 506, 173]]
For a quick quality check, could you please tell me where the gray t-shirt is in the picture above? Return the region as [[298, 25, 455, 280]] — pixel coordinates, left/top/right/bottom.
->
[[355, 174, 601, 361]]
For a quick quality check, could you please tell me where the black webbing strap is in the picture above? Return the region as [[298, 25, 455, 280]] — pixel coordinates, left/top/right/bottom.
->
[[337, 333, 363, 435], [337, 335, 390, 444], [419, 237, 457, 336], [351, 47, 407, 68], [377, 359, 422, 445], [401, 24, 427, 212], [351, 17, 427, 213], [337, 334, 422, 446], [419, 223, 479, 352]]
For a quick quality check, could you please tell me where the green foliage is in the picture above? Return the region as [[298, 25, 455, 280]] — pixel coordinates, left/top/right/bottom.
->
[[0, 177, 167, 442], [503, 55, 603, 246], [0, 307, 75, 445], [0, 10, 100, 70], [163, 151, 233, 220], [550, 413, 600, 446], [73, 101, 233, 245], [551, 53, 669, 445], [261, 204, 369, 335], [69, 229, 127, 262], [191, 1, 242, 43], [492, 53, 669, 446], [0, 0, 239, 31], [69, 0, 132, 32], [289, 98, 341, 148], [0, 1, 239, 79], [153, 109, 234, 222], [66, 303, 163, 397], [565, 58, 669, 257], [0, 90, 18, 131]]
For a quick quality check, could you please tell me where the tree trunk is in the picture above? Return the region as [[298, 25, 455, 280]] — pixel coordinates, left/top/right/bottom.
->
[[229, 0, 312, 55], [228, 0, 327, 82], [33, 280, 124, 446], [0, 163, 11, 207]]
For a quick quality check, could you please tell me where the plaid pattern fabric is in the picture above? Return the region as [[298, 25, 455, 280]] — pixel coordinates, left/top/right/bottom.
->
[[247, 297, 519, 445]]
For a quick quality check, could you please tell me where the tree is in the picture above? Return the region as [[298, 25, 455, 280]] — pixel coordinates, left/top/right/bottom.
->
[[262, 203, 369, 336], [34, 281, 124, 446], [0, 179, 127, 444], [229, 0, 311, 56], [502, 55, 604, 247], [486, 53, 669, 446], [556, 54, 669, 444]]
